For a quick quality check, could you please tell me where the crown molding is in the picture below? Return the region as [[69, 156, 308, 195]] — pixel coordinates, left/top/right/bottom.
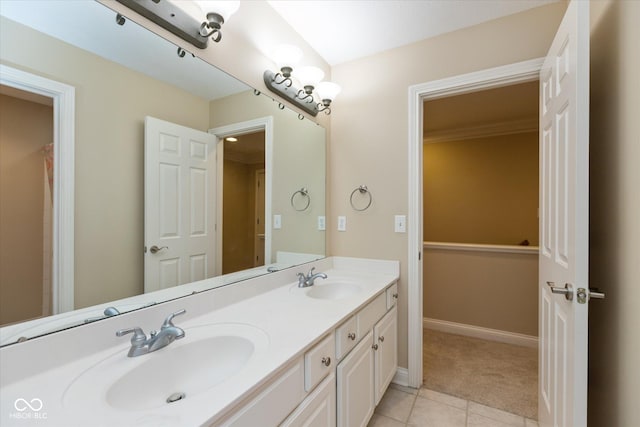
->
[[424, 117, 537, 143]]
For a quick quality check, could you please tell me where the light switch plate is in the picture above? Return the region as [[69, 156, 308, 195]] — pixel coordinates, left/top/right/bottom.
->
[[273, 214, 282, 229], [317, 216, 326, 231], [394, 215, 406, 233], [337, 216, 347, 232]]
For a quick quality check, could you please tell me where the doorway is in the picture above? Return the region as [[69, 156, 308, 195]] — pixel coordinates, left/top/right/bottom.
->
[[0, 65, 75, 319], [406, 58, 544, 389], [209, 116, 274, 275], [0, 85, 53, 325], [221, 130, 266, 274], [421, 82, 539, 418]]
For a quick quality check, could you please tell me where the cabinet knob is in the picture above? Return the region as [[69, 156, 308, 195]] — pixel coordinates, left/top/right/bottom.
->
[[378, 336, 385, 342], [348, 332, 356, 340], [372, 344, 379, 350], [321, 356, 331, 367], [393, 293, 398, 299]]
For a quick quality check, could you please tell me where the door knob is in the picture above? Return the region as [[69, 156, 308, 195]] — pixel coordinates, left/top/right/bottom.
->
[[149, 245, 168, 254], [546, 281, 574, 301]]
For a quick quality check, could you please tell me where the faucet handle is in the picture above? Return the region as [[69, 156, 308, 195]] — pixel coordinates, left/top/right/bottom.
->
[[161, 309, 186, 329], [116, 327, 147, 344], [307, 267, 316, 277]]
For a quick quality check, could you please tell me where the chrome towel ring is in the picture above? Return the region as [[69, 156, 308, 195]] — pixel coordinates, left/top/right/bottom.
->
[[350, 185, 372, 211], [291, 187, 311, 211]]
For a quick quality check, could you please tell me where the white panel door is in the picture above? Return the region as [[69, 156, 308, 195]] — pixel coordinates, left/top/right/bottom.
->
[[144, 116, 216, 292], [538, 1, 590, 426]]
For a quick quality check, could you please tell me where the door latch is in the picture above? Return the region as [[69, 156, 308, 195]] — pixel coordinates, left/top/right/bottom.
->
[[577, 287, 605, 304]]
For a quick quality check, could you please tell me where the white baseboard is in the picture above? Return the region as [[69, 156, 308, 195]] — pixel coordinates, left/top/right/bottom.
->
[[392, 367, 410, 387], [424, 318, 538, 349]]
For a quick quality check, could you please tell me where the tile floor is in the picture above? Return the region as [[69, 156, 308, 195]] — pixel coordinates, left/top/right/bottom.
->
[[368, 384, 539, 427]]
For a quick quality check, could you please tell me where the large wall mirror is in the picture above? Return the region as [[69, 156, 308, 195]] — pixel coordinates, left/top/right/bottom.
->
[[0, 1, 325, 345]]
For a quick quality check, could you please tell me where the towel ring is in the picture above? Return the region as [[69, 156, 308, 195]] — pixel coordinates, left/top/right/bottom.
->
[[290, 187, 311, 211], [350, 185, 372, 211]]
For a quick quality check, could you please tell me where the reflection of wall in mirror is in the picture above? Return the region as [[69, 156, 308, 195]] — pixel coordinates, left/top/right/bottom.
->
[[0, 17, 210, 309], [0, 93, 53, 326], [209, 91, 326, 262]]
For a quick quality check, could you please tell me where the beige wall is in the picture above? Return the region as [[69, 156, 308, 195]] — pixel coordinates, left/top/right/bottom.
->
[[0, 94, 52, 325], [210, 91, 326, 259], [0, 17, 210, 309], [424, 249, 538, 336], [330, 3, 567, 368], [588, 1, 640, 425], [424, 132, 539, 245]]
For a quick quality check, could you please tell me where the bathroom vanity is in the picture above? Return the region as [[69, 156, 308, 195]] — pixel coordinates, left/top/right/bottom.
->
[[0, 257, 399, 427]]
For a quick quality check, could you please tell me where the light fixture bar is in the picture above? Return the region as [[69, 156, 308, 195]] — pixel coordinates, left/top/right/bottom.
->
[[116, 0, 209, 49], [263, 70, 319, 117]]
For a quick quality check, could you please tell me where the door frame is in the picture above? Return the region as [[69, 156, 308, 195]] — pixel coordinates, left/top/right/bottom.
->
[[0, 64, 75, 315], [209, 117, 273, 274], [406, 58, 543, 388]]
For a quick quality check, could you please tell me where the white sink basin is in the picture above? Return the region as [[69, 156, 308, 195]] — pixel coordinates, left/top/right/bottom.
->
[[304, 280, 363, 300], [62, 323, 269, 412]]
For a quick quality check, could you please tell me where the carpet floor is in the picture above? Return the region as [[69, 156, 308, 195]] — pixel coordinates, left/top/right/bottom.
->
[[423, 328, 538, 420]]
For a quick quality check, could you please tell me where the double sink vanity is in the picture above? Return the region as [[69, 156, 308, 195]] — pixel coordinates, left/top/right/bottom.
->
[[0, 257, 399, 426]]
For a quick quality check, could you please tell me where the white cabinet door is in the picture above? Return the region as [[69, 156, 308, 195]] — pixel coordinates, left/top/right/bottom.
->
[[281, 373, 336, 427], [337, 330, 375, 427], [374, 306, 397, 405]]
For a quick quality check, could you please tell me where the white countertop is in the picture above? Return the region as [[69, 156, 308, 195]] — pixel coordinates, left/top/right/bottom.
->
[[0, 257, 399, 427]]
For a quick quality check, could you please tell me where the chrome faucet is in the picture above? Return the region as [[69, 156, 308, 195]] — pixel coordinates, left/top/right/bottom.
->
[[116, 309, 186, 357], [297, 267, 327, 288]]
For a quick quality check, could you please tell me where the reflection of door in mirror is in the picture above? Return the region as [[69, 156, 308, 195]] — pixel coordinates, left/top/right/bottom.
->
[[0, 85, 53, 326], [222, 131, 266, 274], [144, 117, 217, 293]]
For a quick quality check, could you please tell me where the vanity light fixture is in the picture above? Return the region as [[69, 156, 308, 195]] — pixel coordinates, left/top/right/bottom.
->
[[271, 44, 303, 86], [115, 0, 239, 49], [195, 1, 240, 42], [263, 45, 340, 116]]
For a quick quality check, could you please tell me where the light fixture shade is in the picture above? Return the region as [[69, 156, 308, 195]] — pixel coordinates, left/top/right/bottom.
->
[[294, 66, 325, 88], [316, 82, 341, 101], [195, 1, 240, 22], [271, 44, 303, 70]]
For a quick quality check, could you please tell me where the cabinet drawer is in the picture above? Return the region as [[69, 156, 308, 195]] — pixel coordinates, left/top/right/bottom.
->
[[305, 332, 335, 392], [336, 315, 358, 360], [357, 292, 386, 337], [386, 282, 398, 309]]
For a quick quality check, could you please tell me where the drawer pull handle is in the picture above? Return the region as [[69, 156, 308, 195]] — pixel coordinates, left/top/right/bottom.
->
[[372, 344, 379, 350], [348, 332, 356, 340], [321, 356, 331, 367], [393, 293, 398, 299], [378, 336, 385, 342]]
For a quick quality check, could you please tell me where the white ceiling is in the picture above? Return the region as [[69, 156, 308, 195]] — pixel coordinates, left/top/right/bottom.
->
[[267, 0, 560, 65]]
